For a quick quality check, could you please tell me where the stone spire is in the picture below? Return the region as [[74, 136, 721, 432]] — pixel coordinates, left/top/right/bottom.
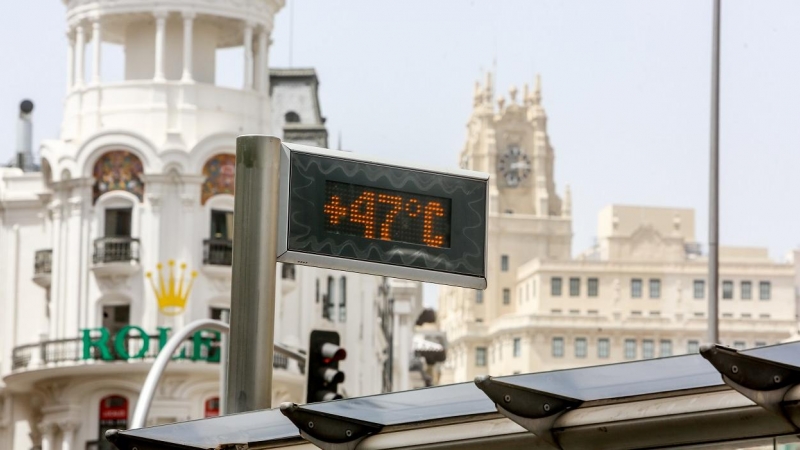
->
[[483, 71, 494, 106], [509, 85, 518, 104], [473, 81, 482, 107], [528, 73, 546, 124], [562, 184, 572, 217]]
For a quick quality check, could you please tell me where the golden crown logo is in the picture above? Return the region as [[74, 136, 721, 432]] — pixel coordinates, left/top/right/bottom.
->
[[146, 260, 198, 316]]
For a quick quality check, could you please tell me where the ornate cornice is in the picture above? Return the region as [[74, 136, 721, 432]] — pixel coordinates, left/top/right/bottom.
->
[[65, 0, 282, 29]]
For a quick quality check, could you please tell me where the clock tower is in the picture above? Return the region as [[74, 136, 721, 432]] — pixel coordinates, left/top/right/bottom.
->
[[438, 73, 572, 384]]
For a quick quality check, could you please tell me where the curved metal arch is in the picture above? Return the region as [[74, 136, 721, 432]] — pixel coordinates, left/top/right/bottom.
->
[[130, 319, 229, 429]]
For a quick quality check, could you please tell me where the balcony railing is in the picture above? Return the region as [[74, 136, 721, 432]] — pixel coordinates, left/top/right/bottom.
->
[[34, 249, 52, 275], [11, 335, 289, 371], [93, 237, 140, 264], [203, 238, 233, 266]]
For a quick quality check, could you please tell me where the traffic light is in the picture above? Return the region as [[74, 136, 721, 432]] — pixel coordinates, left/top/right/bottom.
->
[[306, 330, 347, 403]]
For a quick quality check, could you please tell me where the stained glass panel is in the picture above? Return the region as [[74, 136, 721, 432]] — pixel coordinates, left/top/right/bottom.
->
[[92, 151, 144, 204], [201, 154, 236, 205]]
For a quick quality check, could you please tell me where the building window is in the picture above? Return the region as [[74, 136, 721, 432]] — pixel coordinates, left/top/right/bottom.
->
[[210, 210, 234, 240], [688, 340, 700, 354], [733, 341, 746, 350], [204, 397, 220, 418], [693, 280, 705, 299], [741, 313, 752, 319], [631, 279, 642, 298], [105, 208, 133, 237], [624, 339, 636, 359], [569, 309, 580, 315], [722, 280, 733, 300], [501, 255, 509, 272], [551, 277, 562, 296], [755, 341, 767, 347], [642, 340, 654, 359], [476, 347, 487, 367], [660, 340, 672, 357], [760, 313, 771, 319], [649, 311, 661, 317], [476, 290, 483, 304], [513, 338, 521, 357], [503, 288, 511, 305], [339, 276, 347, 322], [315, 279, 320, 303], [552, 337, 564, 357], [575, 338, 587, 358], [588, 309, 599, 315], [569, 277, 580, 297], [323, 276, 335, 321], [99, 395, 129, 450], [209, 307, 230, 321], [588, 278, 599, 297], [722, 313, 733, 318], [598, 338, 610, 358], [649, 279, 661, 299], [759, 281, 771, 300], [285, 111, 301, 123], [201, 153, 235, 205], [551, 309, 562, 314], [741, 281, 752, 300]]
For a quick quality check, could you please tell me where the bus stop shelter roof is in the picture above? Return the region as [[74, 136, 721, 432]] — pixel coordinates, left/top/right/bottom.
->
[[108, 341, 800, 450]]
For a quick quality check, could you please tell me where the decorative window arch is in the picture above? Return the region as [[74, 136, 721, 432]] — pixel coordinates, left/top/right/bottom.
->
[[92, 151, 144, 204], [201, 154, 236, 205]]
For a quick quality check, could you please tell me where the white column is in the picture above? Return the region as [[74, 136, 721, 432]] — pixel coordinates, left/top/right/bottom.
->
[[181, 11, 195, 82], [59, 421, 78, 450], [91, 18, 102, 84], [74, 24, 85, 88], [154, 11, 168, 81], [38, 423, 56, 450], [66, 30, 75, 90], [243, 23, 254, 89], [257, 28, 268, 93]]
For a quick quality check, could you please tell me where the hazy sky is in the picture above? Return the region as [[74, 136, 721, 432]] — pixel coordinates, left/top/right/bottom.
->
[[3, 1, 800, 306]]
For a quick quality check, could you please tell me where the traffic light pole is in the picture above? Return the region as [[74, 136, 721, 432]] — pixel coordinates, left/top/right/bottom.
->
[[226, 135, 282, 414]]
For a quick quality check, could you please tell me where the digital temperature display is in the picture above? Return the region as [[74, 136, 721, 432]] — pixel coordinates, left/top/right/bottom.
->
[[278, 144, 488, 289], [324, 181, 452, 248]]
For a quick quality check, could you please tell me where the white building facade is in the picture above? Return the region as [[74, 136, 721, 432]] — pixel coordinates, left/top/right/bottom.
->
[[438, 74, 798, 385], [0, 1, 421, 449]]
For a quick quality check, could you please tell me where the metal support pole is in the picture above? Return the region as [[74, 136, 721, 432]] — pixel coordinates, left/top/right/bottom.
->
[[219, 309, 230, 415], [226, 135, 282, 414], [707, 0, 721, 345], [131, 319, 229, 429]]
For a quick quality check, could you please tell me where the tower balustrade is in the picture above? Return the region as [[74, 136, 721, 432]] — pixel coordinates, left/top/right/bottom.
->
[[61, 0, 283, 146]]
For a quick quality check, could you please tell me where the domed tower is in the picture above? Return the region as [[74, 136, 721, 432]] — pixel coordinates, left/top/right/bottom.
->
[[58, 0, 281, 147]]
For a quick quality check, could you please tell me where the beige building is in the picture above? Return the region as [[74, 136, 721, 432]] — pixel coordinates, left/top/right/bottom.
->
[[438, 76, 798, 385]]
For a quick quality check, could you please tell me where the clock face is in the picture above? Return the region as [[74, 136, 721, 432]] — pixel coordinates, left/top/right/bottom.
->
[[497, 146, 531, 188]]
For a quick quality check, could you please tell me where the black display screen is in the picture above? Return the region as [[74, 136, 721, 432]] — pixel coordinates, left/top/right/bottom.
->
[[324, 181, 452, 248], [286, 151, 487, 280]]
